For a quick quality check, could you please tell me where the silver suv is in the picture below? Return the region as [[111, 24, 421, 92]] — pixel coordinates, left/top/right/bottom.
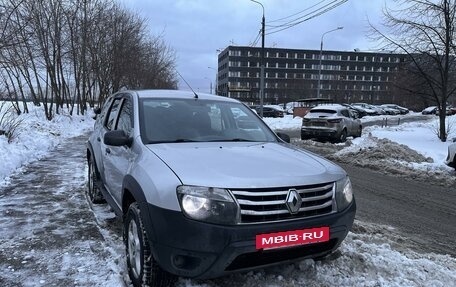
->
[[301, 105, 362, 142], [86, 90, 356, 286]]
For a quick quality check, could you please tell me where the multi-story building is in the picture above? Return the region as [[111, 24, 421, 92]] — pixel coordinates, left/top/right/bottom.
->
[[216, 46, 406, 106]]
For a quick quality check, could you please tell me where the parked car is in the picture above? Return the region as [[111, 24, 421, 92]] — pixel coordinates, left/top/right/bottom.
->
[[378, 105, 401, 115], [351, 103, 378, 116], [435, 106, 454, 116], [368, 104, 387, 115], [342, 104, 367, 118], [422, 106, 437, 115], [256, 105, 284, 118], [301, 104, 362, 142], [86, 90, 356, 286], [445, 139, 456, 169], [450, 107, 456, 115], [381, 104, 409, 115]]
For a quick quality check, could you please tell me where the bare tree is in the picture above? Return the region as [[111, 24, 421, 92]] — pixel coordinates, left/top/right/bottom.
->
[[370, 0, 456, 141], [0, 0, 179, 120]]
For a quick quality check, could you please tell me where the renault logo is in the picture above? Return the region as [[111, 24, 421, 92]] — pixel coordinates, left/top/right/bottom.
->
[[285, 189, 302, 214]]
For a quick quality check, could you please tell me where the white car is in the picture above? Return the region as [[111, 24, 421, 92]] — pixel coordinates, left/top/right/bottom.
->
[[445, 139, 456, 169]]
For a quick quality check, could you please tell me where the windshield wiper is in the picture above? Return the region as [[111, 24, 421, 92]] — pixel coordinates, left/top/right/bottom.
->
[[213, 138, 256, 142], [169, 139, 199, 143], [147, 139, 198, 144]]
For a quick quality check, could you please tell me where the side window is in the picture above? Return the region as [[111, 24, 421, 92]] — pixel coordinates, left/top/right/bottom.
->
[[96, 97, 114, 124], [230, 107, 259, 130], [105, 98, 122, 131], [340, 109, 349, 118], [116, 99, 133, 134]]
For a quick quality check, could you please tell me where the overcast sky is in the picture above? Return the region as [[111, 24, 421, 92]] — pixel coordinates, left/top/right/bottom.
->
[[120, 0, 391, 93]]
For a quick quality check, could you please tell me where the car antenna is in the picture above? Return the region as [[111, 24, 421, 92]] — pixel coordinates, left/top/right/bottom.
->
[[176, 70, 199, 99]]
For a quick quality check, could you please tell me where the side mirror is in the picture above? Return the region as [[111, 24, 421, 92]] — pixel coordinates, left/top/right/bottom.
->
[[104, 130, 132, 147], [276, 132, 291, 143], [92, 107, 102, 120]]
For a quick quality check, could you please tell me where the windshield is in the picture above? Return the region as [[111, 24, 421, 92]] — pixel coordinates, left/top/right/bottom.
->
[[139, 98, 278, 144]]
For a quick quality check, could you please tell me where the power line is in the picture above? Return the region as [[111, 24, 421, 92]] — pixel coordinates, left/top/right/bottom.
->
[[268, 0, 328, 24], [267, 0, 346, 29], [266, 0, 348, 35], [250, 29, 262, 47]]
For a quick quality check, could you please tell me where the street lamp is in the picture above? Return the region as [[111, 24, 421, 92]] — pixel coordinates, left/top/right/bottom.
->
[[317, 26, 343, 98], [204, 77, 213, 94], [208, 66, 217, 95], [250, 0, 265, 117]]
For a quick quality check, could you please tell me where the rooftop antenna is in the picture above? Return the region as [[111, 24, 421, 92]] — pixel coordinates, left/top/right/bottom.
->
[[176, 70, 198, 99]]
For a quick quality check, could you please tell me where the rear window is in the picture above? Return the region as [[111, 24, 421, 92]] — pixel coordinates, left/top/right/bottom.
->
[[309, 109, 337, 114]]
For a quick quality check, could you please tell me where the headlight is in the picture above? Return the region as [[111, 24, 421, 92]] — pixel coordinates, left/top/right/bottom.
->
[[335, 176, 354, 211], [177, 185, 239, 225]]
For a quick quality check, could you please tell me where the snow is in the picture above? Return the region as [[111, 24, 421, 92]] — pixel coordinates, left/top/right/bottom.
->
[[263, 115, 302, 130], [1, 104, 455, 286], [0, 102, 94, 186]]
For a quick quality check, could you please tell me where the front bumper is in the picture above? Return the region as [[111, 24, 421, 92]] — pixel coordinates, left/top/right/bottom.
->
[[143, 199, 356, 279]]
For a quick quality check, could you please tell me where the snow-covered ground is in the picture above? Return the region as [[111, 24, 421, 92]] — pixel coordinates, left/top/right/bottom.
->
[[1, 104, 455, 286], [0, 102, 94, 186]]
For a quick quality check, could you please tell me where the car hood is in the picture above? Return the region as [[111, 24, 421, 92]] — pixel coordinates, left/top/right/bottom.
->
[[146, 142, 345, 188]]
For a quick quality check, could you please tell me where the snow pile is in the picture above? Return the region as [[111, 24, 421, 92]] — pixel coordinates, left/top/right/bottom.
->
[[262, 115, 302, 130], [329, 122, 456, 186], [0, 102, 94, 185], [333, 133, 432, 168]]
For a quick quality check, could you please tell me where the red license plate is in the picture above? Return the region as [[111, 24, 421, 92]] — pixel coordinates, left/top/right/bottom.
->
[[255, 227, 330, 250]]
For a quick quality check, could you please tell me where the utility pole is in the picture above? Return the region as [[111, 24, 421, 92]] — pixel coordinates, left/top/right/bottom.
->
[[208, 66, 218, 95], [251, 0, 265, 117], [317, 27, 343, 98]]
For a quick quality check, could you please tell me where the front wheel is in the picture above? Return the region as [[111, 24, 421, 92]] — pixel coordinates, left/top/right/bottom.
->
[[87, 157, 105, 203], [124, 203, 176, 287]]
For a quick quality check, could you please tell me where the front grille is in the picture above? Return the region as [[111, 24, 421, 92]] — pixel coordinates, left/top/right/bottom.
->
[[225, 239, 338, 271], [231, 183, 335, 224]]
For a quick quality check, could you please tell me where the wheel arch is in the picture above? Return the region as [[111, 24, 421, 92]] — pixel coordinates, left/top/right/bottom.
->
[[86, 142, 94, 162], [86, 143, 101, 178], [122, 175, 157, 243]]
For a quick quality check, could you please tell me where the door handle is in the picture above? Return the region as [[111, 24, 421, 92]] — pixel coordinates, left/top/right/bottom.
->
[[97, 137, 101, 142]]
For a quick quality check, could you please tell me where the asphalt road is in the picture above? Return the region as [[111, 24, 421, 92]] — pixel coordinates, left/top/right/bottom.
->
[[340, 163, 456, 257]]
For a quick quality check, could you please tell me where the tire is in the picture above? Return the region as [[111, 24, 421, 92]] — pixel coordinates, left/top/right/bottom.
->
[[337, 129, 347, 143], [301, 132, 310, 140], [125, 203, 177, 287], [353, 126, 362, 138], [87, 156, 105, 204]]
